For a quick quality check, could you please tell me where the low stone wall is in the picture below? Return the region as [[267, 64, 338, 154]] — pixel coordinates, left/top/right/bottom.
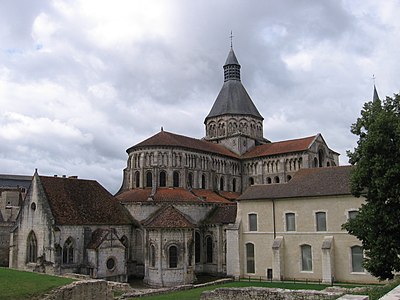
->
[[43, 280, 113, 300], [200, 287, 342, 300]]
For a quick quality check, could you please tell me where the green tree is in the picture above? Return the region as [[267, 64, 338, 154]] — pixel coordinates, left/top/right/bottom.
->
[[343, 91, 400, 280]]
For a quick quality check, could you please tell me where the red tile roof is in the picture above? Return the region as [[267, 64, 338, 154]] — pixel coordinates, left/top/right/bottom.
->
[[239, 166, 352, 200], [203, 204, 237, 225], [39, 176, 134, 225], [242, 135, 316, 159], [127, 130, 238, 158], [142, 205, 195, 228], [116, 187, 237, 204]]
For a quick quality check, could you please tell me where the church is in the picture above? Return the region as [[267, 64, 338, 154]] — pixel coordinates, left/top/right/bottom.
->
[[8, 46, 376, 285]]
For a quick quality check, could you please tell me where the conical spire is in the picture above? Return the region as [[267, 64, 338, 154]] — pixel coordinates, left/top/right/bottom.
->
[[373, 85, 380, 101], [223, 48, 241, 81], [205, 47, 263, 121]]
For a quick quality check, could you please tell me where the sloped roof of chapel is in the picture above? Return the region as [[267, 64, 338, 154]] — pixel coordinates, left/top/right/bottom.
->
[[127, 130, 238, 158], [202, 204, 237, 225], [39, 175, 135, 225], [241, 135, 317, 159], [239, 166, 352, 200], [142, 205, 195, 228]]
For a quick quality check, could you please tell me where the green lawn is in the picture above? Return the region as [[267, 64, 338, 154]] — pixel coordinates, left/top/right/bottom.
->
[[136, 281, 333, 300], [135, 280, 392, 300], [0, 267, 75, 300]]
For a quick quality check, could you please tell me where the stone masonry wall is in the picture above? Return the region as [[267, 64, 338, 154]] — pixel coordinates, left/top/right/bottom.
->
[[43, 280, 113, 300], [200, 287, 342, 300]]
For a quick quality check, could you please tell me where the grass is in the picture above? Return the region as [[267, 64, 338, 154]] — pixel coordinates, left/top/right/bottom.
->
[[134, 279, 393, 300], [135, 281, 334, 300], [0, 267, 75, 300]]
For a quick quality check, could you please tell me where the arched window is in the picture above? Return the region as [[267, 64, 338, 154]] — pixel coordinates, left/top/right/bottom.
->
[[249, 177, 254, 185], [287, 175, 292, 182], [173, 171, 180, 187], [206, 236, 213, 263], [169, 245, 178, 268], [135, 171, 140, 188], [274, 176, 280, 183], [313, 157, 318, 168], [150, 245, 156, 267], [195, 232, 201, 263], [201, 174, 206, 189], [351, 246, 364, 272], [27, 231, 37, 263], [232, 178, 236, 192], [159, 171, 166, 187], [121, 235, 129, 259], [146, 172, 152, 187], [318, 149, 324, 167], [266, 177, 272, 184], [188, 173, 193, 188], [219, 177, 224, 191], [63, 237, 74, 264], [246, 243, 255, 273], [301, 244, 312, 271]]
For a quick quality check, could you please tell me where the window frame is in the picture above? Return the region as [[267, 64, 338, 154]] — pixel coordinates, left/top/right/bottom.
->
[[315, 211, 327, 231], [351, 245, 365, 273], [300, 244, 313, 272], [248, 213, 258, 231], [285, 212, 296, 232], [168, 245, 178, 268], [246, 242, 255, 274]]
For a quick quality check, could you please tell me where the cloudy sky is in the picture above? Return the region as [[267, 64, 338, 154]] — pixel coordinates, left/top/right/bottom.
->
[[1, 0, 400, 193]]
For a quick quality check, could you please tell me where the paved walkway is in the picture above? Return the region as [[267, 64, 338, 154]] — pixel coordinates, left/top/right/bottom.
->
[[379, 284, 400, 300]]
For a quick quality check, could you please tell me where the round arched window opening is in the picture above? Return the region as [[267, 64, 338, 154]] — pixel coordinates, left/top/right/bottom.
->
[[30, 202, 36, 211], [106, 257, 116, 270]]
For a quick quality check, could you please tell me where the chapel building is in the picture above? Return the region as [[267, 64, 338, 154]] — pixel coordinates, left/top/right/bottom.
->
[[9, 46, 370, 287]]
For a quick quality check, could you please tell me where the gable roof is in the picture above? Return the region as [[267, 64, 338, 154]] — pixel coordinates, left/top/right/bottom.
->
[[116, 187, 237, 204], [127, 130, 238, 158], [242, 135, 316, 159], [239, 166, 352, 200], [39, 175, 134, 225], [142, 205, 195, 228], [202, 204, 237, 225]]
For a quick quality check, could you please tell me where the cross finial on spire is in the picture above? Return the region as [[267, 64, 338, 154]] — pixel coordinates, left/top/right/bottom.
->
[[372, 74, 376, 85], [229, 31, 234, 48]]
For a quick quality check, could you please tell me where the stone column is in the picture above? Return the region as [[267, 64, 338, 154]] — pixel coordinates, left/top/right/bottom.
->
[[321, 236, 334, 284], [272, 236, 284, 280]]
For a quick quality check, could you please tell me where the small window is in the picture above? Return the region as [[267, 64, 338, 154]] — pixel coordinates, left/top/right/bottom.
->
[[248, 213, 257, 231], [173, 171, 180, 187], [206, 236, 213, 263], [201, 174, 206, 189], [249, 177, 254, 185], [219, 177, 224, 191], [246, 243, 255, 273], [232, 178, 236, 192], [316, 212, 327, 231], [286, 175, 292, 182], [286, 213, 296, 231], [159, 171, 166, 187], [348, 210, 358, 220], [266, 177, 272, 184], [62, 237, 74, 264], [195, 232, 201, 263], [188, 173, 193, 188], [301, 245, 312, 271], [351, 246, 364, 272], [30, 202, 36, 211], [146, 172, 152, 187], [27, 231, 37, 263], [150, 245, 156, 267], [135, 171, 140, 188], [106, 257, 116, 270], [274, 176, 280, 183], [169, 245, 178, 268]]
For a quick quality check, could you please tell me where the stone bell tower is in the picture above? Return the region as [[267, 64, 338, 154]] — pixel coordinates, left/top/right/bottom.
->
[[204, 46, 267, 155]]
